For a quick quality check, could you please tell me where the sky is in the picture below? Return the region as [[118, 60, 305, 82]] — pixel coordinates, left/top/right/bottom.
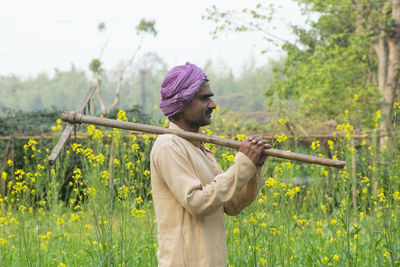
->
[[0, 0, 307, 78]]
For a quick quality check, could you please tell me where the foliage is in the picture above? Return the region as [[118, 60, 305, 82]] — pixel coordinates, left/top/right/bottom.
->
[[89, 59, 103, 74], [0, 57, 276, 118], [204, 1, 383, 129], [0, 66, 90, 112], [0, 106, 399, 266], [267, 32, 379, 126], [136, 19, 158, 37]]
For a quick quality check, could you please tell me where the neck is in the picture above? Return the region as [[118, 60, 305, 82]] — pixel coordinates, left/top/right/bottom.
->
[[171, 120, 199, 133]]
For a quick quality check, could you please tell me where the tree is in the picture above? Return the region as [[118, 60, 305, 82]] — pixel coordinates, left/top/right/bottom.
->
[[205, 0, 400, 144], [89, 19, 158, 114]]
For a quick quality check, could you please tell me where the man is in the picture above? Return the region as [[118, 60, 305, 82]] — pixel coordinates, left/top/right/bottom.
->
[[150, 62, 270, 267]]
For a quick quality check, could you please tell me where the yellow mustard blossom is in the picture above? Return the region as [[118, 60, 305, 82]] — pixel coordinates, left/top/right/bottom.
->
[[70, 213, 79, 222], [118, 185, 129, 200], [384, 252, 390, 258], [311, 141, 320, 151], [163, 119, 169, 127], [87, 125, 104, 141], [374, 110, 381, 129], [142, 134, 150, 144], [117, 110, 128, 121], [57, 218, 64, 226], [236, 134, 247, 141], [285, 187, 300, 200], [259, 258, 267, 266], [7, 160, 13, 167], [333, 254, 339, 261], [131, 208, 146, 218], [275, 133, 287, 143]]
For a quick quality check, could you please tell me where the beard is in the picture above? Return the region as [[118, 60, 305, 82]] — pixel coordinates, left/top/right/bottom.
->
[[188, 109, 213, 128]]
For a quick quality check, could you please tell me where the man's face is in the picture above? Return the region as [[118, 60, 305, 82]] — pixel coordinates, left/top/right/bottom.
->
[[179, 82, 217, 132]]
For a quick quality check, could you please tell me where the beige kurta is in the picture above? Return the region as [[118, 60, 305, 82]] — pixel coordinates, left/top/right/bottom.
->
[[150, 123, 263, 267]]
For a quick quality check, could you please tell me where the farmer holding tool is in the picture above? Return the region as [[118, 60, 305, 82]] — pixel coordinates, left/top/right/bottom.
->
[[150, 62, 271, 267]]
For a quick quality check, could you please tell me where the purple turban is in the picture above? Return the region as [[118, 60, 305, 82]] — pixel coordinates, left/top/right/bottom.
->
[[160, 62, 208, 117]]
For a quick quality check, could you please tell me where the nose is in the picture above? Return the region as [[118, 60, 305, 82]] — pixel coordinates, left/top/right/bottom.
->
[[208, 98, 217, 110]]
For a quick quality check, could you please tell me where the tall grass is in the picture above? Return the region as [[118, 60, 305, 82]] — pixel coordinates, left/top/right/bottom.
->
[[0, 107, 399, 266]]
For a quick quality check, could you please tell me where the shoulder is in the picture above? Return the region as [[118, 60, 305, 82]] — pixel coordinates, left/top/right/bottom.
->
[[152, 134, 186, 154]]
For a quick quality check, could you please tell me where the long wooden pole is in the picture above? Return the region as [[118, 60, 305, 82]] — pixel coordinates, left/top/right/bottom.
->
[[61, 112, 346, 169]]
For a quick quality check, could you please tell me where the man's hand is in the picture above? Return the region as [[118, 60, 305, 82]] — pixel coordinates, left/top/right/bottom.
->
[[239, 135, 272, 166]]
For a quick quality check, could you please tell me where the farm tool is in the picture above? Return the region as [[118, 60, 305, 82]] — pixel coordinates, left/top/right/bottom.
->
[[48, 87, 345, 177]]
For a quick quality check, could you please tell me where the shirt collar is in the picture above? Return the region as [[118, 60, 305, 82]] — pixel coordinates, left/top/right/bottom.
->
[[169, 122, 209, 150]]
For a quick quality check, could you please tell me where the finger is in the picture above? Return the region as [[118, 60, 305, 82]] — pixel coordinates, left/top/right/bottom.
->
[[251, 136, 262, 144]]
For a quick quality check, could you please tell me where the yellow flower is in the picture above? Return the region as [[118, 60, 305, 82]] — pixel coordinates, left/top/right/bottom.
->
[[136, 196, 143, 204], [320, 204, 326, 213], [163, 119, 169, 127], [328, 140, 334, 150], [154, 104, 158, 110], [116, 110, 128, 121], [333, 254, 339, 261], [236, 134, 247, 141], [57, 218, 64, 225], [352, 94, 358, 104], [1, 172, 7, 180], [275, 133, 287, 143], [70, 213, 79, 222], [233, 228, 240, 234], [321, 257, 328, 264], [311, 141, 320, 151], [384, 251, 390, 258], [131, 208, 146, 218], [7, 160, 13, 167], [259, 258, 267, 266]]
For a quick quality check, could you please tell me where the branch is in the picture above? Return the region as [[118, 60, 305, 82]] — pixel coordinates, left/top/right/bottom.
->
[[106, 41, 143, 113], [94, 73, 107, 114]]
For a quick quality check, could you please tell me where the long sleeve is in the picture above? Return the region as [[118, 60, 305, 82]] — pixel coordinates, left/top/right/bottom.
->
[[223, 166, 264, 216]]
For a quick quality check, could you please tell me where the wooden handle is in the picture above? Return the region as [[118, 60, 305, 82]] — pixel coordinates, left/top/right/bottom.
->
[[61, 112, 346, 169]]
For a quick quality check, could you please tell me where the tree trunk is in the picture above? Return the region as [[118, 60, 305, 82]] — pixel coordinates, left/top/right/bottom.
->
[[374, 0, 400, 147], [140, 69, 146, 112]]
